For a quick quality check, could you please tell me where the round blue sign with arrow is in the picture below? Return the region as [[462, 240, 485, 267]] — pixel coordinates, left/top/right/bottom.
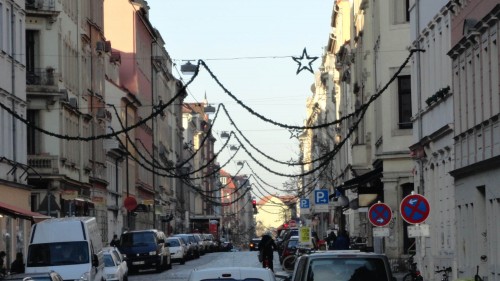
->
[[368, 202, 392, 227], [400, 193, 430, 224]]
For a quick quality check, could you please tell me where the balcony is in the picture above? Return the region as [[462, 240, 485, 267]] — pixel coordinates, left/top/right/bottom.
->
[[27, 68, 60, 93], [26, 0, 59, 23], [28, 154, 59, 175]]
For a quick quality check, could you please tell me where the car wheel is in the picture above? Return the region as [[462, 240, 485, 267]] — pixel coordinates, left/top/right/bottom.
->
[[180, 258, 185, 265], [124, 274, 128, 281], [167, 256, 172, 270]]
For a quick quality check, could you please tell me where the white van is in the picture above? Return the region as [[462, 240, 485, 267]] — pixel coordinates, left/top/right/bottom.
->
[[25, 217, 104, 281]]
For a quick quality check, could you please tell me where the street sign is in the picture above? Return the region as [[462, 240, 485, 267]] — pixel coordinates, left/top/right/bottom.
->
[[299, 226, 312, 246], [314, 190, 329, 204], [368, 202, 392, 227], [373, 227, 390, 237], [400, 193, 430, 224], [300, 198, 310, 208], [314, 190, 329, 212], [408, 224, 430, 237]]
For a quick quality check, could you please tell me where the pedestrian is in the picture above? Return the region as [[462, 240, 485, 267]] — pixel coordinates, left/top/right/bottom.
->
[[258, 231, 277, 272], [326, 230, 337, 250], [333, 230, 350, 250], [10, 252, 25, 274], [110, 234, 120, 247], [0, 251, 6, 276]]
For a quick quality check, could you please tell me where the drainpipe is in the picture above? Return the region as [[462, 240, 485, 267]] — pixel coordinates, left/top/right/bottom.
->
[[415, 0, 424, 195], [10, 3, 17, 181]]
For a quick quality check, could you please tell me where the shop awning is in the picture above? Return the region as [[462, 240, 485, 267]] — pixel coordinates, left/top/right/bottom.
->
[[0, 201, 51, 222], [342, 167, 383, 190]]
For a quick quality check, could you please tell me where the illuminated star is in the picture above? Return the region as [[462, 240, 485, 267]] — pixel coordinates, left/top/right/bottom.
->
[[292, 48, 318, 74]]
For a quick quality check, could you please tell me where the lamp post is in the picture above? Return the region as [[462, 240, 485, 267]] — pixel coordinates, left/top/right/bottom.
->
[[180, 60, 197, 76]]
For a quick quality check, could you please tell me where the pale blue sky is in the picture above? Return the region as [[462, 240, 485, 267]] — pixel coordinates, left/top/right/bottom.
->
[[147, 0, 334, 196]]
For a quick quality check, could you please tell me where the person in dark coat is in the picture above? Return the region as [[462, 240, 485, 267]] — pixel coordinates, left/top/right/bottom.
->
[[10, 252, 25, 274], [0, 251, 6, 275], [110, 234, 120, 247], [258, 231, 277, 271], [333, 230, 350, 250]]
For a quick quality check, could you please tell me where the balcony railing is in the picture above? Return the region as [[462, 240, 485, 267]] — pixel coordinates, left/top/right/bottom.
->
[[26, 68, 59, 86], [26, 0, 56, 11], [28, 154, 59, 174]]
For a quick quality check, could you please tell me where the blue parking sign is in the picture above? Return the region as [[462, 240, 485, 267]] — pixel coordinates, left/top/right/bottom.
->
[[300, 198, 310, 208], [314, 190, 329, 204]]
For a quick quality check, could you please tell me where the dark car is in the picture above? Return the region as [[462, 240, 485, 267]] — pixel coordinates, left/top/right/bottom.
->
[[2, 272, 64, 281], [118, 229, 171, 273], [282, 251, 396, 281], [249, 238, 261, 251]]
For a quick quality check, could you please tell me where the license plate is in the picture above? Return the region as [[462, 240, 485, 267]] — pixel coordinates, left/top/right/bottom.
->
[[132, 261, 145, 265]]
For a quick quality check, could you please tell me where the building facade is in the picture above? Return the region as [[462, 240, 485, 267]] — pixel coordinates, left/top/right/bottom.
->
[[448, 1, 500, 280]]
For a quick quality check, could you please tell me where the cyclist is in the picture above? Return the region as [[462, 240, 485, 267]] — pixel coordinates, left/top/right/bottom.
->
[[258, 231, 277, 271]]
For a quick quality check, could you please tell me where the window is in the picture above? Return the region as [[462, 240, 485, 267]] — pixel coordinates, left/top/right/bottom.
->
[[393, 0, 410, 24], [398, 75, 412, 129], [27, 110, 40, 154]]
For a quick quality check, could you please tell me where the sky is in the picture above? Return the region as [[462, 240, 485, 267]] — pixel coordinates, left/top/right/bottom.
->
[[147, 0, 334, 198]]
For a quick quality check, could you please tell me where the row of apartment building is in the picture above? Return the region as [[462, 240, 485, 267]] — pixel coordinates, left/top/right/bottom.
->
[[0, 0, 258, 267], [300, 0, 499, 280]]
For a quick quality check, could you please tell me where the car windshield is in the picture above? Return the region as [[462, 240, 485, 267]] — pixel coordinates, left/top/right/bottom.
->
[[27, 241, 89, 266], [121, 232, 155, 247], [287, 239, 298, 249], [168, 239, 180, 247], [308, 258, 388, 281], [103, 254, 115, 267]]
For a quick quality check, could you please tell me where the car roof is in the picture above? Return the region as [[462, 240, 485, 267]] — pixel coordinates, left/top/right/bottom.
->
[[189, 267, 274, 281], [305, 250, 388, 258]]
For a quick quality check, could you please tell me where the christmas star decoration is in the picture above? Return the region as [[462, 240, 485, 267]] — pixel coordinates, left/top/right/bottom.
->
[[292, 48, 318, 74], [289, 128, 302, 139]]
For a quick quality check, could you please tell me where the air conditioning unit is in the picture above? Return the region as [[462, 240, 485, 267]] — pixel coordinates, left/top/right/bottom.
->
[[96, 108, 106, 119], [69, 97, 78, 109], [104, 41, 112, 52], [96, 41, 105, 53]]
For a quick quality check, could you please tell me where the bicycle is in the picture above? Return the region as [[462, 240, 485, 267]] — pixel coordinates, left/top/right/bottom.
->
[[435, 267, 452, 281], [281, 247, 312, 272], [403, 254, 423, 281]]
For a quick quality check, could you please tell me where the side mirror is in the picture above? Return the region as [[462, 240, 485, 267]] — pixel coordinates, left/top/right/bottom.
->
[[165, 242, 170, 247], [92, 254, 99, 267], [158, 238, 165, 244]]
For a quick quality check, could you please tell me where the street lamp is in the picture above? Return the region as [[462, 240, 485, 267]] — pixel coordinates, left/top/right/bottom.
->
[[180, 60, 197, 75]]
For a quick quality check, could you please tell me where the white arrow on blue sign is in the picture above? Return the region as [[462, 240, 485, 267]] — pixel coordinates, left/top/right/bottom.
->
[[314, 190, 329, 204], [300, 198, 310, 208]]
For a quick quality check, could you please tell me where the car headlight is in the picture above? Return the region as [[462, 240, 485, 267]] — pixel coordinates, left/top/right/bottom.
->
[[177, 250, 182, 254], [79, 272, 90, 281], [122, 254, 127, 258], [149, 251, 156, 255]]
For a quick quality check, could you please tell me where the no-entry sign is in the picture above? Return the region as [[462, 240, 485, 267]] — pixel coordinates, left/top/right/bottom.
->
[[400, 194, 430, 224]]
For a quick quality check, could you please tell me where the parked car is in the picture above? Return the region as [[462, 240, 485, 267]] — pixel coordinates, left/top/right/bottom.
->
[[1, 271, 64, 281], [277, 250, 396, 281], [118, 229, 171, 273], [188, 267, 276, 281], [173, 234, 200, 259], [191, 233, 206, 255], [166, 237, 187, 264], [249, 238, 261, 251], [102, 247, 128, 281]]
